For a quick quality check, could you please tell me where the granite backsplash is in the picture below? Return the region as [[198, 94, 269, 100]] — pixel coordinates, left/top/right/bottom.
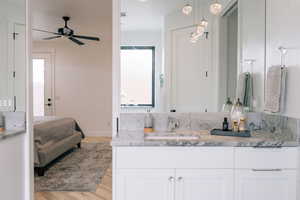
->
[[119, 112, 300, 142]]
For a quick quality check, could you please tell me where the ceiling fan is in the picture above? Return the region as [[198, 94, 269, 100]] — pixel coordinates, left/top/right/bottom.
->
[[34, 16, 100, 46]]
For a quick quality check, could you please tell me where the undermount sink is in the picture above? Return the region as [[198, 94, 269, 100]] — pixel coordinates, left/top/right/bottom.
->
[[144, 132, 200, 141]]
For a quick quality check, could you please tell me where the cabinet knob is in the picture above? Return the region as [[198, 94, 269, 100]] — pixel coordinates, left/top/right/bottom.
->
[[168, 177, 175, 182], [177, 177, 183, 181]]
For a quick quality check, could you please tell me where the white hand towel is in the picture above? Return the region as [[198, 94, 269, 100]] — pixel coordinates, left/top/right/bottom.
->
[[265, 66, 287, 113]]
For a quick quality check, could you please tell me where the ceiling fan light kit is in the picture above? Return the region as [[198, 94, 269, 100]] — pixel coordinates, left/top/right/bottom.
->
[[35, 16, 100, 46]]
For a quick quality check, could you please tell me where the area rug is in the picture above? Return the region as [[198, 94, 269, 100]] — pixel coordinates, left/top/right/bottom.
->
[[34, 142, 112, 192]]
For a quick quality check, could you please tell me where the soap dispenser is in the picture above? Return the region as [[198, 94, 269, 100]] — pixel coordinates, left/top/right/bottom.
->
[[144, 109, 154, 133]]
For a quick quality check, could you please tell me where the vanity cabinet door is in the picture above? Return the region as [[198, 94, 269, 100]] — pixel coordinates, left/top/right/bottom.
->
[[235, 170, 297, 200], [115, 169, 175, 200], [175, 169, 234, 200]]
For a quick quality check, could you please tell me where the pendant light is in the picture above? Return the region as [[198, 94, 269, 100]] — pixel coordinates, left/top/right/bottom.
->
[[182, 0, 193, 16], [190, 32, 200, 43], [200, 17, 208, 28], [210, 0, 223, 16], [196, 24, 205, 34], [190, 0, 205, 43], [200, 3, 208, 28], [182, 4, 193, 15]]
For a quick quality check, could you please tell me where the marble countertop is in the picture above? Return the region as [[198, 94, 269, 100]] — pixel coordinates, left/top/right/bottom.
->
[[111, 130, 299, 147], [0, 129, 26, 141]]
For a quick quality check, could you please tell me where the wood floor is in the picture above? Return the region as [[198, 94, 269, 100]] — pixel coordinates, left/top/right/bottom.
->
[[35, 137, 112, 200]]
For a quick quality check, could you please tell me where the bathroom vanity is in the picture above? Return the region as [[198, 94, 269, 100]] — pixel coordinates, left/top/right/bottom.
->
[[113, 0, 300, 199], [112, 130, 298, 200]]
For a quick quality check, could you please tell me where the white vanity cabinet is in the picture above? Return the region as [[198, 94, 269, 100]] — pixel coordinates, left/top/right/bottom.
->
[[115, 169, 174, 200], [115, 169, 234, 200], [113, 147, 298, 200], [175, 169, 234, 200], [235, 170, 297, 200], [234, 148, 298, 200]]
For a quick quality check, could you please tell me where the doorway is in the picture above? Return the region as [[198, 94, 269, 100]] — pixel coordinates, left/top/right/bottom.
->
[[32, 53, 54, 116]]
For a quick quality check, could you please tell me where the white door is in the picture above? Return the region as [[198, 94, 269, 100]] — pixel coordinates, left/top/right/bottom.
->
[[32, 53, 54, 116], [235, 170, 297, 200], [116, 169, 174, 200], [175, 169, 234, 200], [171, 27, 211, 112]]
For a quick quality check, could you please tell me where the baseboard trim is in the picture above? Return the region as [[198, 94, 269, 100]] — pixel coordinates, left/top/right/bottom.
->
[[84, 131, 112, 137]]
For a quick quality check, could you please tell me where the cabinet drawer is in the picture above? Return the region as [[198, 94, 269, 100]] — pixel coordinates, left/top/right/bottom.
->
[[115, 147, 234, 169], [235, 147, 298, 169]]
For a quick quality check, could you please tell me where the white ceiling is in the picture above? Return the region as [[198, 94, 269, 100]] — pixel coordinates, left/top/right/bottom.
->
[[121, 0, 187, 31], [32, 0, 111, 41]]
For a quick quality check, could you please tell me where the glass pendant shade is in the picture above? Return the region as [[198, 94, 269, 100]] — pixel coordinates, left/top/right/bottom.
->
[[196, 24, 205, 35], [200, 18, 208, 28], [230, 98, 245, 122], [182, 4, 193, 15], [190, 32, 200, 43], [210, 1, 222, 15]]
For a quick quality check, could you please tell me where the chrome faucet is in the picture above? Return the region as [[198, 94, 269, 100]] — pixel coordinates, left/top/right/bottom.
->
[[168, 117, 180, 132]]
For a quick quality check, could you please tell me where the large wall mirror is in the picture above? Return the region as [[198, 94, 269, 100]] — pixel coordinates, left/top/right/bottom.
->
[[0, 0, 26, 112], [120, 0, 266, 113]]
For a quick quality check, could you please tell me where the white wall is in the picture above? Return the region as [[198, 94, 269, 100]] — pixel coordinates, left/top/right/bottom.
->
[[267, 0, 300, 118], [33, 15, 112, 137], [0, 0, 26, 112], [0, 1, 27, 199], [121, 30, 163, 112], [0, 135, 25, 199]]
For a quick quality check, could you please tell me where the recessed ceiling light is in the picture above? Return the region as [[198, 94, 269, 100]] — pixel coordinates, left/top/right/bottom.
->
[[138, 0, 148, 2]]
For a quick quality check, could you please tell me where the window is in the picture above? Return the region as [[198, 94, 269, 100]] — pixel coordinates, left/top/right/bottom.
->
[[121, 46, 155, 107]]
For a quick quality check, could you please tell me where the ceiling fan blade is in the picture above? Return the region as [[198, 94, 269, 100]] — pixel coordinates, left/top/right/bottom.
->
[[33, 28, 61, 35], [72, 35, 100, 41], [43, 36, 62, 40], [69, 37, 85, 45]]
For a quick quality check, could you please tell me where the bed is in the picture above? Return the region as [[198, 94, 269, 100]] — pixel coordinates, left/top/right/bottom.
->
[[34, 116, 84, 176]]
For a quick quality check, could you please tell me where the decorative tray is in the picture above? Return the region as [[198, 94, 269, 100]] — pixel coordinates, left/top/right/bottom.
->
[[210, 129, 251, 137]]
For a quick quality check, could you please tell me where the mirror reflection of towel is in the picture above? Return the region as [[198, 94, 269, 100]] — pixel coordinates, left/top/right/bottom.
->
[[265, 66, 287, 113], [236, 72, 253, 109]]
